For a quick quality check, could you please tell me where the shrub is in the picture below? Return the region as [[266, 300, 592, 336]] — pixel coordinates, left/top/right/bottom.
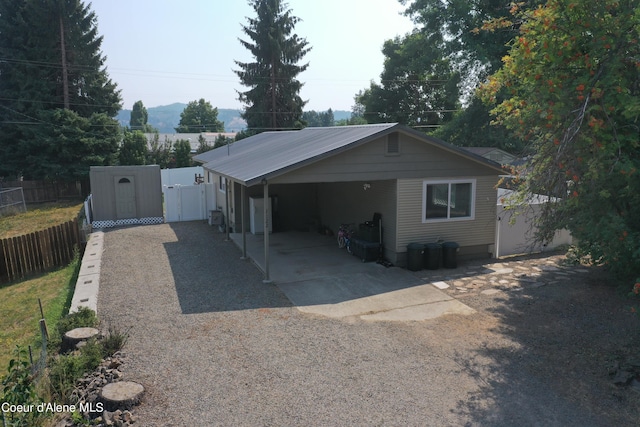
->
[[1, 347, 43, 426], [100, 325, 130, 358], [54, 307, 98, 342], [47, 339, 103, 403]]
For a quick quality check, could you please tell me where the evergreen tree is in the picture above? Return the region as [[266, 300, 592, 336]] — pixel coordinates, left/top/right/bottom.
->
[[234, 0, 310, 134], [130, 100, 154, 132], [0, 0, 121, 180]]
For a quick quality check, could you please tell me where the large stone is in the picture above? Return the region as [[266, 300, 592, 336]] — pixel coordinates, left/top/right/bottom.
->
[[100, 381, 145, 411]]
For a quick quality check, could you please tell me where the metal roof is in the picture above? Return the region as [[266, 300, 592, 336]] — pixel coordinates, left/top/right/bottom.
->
[[197, 123, 504, 186]]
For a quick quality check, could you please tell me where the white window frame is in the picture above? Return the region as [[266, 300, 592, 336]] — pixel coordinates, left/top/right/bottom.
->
[[422, 179, 476, 223]]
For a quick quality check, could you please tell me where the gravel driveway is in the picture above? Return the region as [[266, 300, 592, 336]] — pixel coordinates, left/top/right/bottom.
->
[[98, 222, 638, 426]]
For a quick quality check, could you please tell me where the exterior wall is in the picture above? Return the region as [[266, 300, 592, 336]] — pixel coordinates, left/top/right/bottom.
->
[[241, 183, 319, 232], [89, 165, 162, 221], [395, 174, 498, 266], [270, 131, 496, 184], [317, 180, 397, 261]]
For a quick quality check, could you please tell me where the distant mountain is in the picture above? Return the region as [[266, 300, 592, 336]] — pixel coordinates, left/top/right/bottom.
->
[[116, 104, 351, 133]]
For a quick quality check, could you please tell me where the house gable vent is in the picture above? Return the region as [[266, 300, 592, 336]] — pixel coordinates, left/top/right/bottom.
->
[[386, 133, 400, 155]]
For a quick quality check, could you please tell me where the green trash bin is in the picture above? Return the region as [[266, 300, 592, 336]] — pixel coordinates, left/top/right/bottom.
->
[[442, 241, 459, 269], [423, 242, 442, 270], [407, 243, 424, 271]]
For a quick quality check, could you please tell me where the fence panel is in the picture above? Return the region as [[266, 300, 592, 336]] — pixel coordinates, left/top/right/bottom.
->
[[0, 180, 85, 203], [0, 218, 82, 283]]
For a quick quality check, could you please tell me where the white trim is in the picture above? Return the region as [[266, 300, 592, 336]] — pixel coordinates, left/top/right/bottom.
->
[[422, 179, 476, 223], [219, 175, 227, 193]]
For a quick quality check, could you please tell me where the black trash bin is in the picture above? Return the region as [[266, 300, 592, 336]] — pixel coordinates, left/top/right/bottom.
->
[[407, 243, 424, 271], [442, 241, 459, 269], [423, 242, 442, 270]]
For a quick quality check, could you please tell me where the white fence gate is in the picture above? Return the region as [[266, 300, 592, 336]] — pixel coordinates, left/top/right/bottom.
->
[[163, 183, 215, 223]]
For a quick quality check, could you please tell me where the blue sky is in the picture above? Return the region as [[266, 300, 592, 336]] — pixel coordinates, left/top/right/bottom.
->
[[90, 0, 415, 112]]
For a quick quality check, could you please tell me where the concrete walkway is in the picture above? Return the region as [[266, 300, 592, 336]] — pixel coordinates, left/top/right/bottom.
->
[[230, 231, 475, 321]]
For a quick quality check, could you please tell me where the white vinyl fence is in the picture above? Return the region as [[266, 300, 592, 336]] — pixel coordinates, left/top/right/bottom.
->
[[495, 189, 572, 257]]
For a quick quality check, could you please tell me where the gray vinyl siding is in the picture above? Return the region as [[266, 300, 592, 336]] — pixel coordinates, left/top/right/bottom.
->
[[396, 174, 498, 256], [270, 132, 498, 184]]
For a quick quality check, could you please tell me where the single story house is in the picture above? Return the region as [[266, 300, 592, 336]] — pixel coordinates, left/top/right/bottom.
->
[[193, 123, 504, 279]]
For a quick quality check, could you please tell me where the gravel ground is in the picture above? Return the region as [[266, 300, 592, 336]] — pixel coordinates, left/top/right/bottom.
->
[[98, 222, 640, 426]]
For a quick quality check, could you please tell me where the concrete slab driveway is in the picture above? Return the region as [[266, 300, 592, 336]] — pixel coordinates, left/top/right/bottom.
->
[[230, 231, 474, 321]]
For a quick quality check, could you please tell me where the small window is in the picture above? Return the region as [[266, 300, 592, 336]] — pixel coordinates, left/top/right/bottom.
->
[[386, 133, 400, 155], [118, 177, 131, 184], [219, 176, 226, 193], [422, 179, 475, 222]]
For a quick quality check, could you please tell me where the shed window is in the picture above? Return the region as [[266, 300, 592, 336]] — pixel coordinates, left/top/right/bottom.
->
[[219, 176, 226, 193], [422, 179, 475, 222], [118, 178, 131, 184]]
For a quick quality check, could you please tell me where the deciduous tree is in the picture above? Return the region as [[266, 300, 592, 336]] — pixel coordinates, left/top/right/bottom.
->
[[175, 99, 224, 133], [480, 0, 640, 278]]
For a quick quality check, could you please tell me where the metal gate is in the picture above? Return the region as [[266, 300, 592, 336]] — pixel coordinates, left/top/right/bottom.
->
[[163, 184, 215, 223]]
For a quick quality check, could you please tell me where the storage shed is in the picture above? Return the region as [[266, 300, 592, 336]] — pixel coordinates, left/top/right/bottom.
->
[[89, 165, 163, 228]]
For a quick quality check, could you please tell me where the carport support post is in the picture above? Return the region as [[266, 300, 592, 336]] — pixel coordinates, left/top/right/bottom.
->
[[225, 180, 230, 241], [263, 179, 272, 283], [241, 184, 247, 259]]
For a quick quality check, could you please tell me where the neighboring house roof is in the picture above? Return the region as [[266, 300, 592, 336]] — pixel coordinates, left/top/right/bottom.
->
[[194, 123, 504, 186], [145, 132, 237, 153], [461, 147, 517, 165]]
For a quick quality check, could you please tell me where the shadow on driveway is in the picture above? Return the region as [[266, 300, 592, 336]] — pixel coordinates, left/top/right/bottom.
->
[[164, 222, 293, 314]]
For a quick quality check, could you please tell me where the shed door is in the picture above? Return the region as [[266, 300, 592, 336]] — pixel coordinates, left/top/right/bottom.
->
[[114, 176, 136, 219]]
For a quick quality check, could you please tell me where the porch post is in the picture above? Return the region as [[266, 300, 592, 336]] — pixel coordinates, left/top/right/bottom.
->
[[263, 179, 272, 283], [241, 184, 247, 259], [225, 178, 230, 241]]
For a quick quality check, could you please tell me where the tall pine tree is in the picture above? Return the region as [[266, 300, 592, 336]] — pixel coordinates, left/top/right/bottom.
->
[[0, 0, 121, 180], [234, 0, 310, 135]]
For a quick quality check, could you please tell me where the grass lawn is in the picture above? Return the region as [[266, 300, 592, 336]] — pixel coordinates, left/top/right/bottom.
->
[[0, 201, 83, 369], [0, 257, 79, 369], [0, 201, 84, 238]]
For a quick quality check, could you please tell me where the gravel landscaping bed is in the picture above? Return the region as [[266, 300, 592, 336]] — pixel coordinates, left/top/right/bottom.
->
[[98, 222, 640, 426]]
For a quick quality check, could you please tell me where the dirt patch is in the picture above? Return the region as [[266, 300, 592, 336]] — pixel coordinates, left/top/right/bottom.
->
[[416, 263, 640, 426]]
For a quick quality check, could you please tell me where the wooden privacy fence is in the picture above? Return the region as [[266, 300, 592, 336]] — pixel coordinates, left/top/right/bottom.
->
[[0, 180, 87, 203], [0, 218, 82, 283]]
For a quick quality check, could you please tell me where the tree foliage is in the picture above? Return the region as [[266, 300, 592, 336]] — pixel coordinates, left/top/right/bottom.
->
[[0, 0, 121, 180], [480, 0, 640, 278], [130, 100, 155, 132], [358, 33, 461, 129], [175, 98, 224, 133], [119, 130, 147, 165], [302, 109, 334, 127], [173, 140, 193, 168], [235, 0, 310, 134]]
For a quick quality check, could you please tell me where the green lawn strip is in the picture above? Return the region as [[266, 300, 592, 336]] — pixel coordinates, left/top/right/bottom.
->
[[0, 255, 79, 370]]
